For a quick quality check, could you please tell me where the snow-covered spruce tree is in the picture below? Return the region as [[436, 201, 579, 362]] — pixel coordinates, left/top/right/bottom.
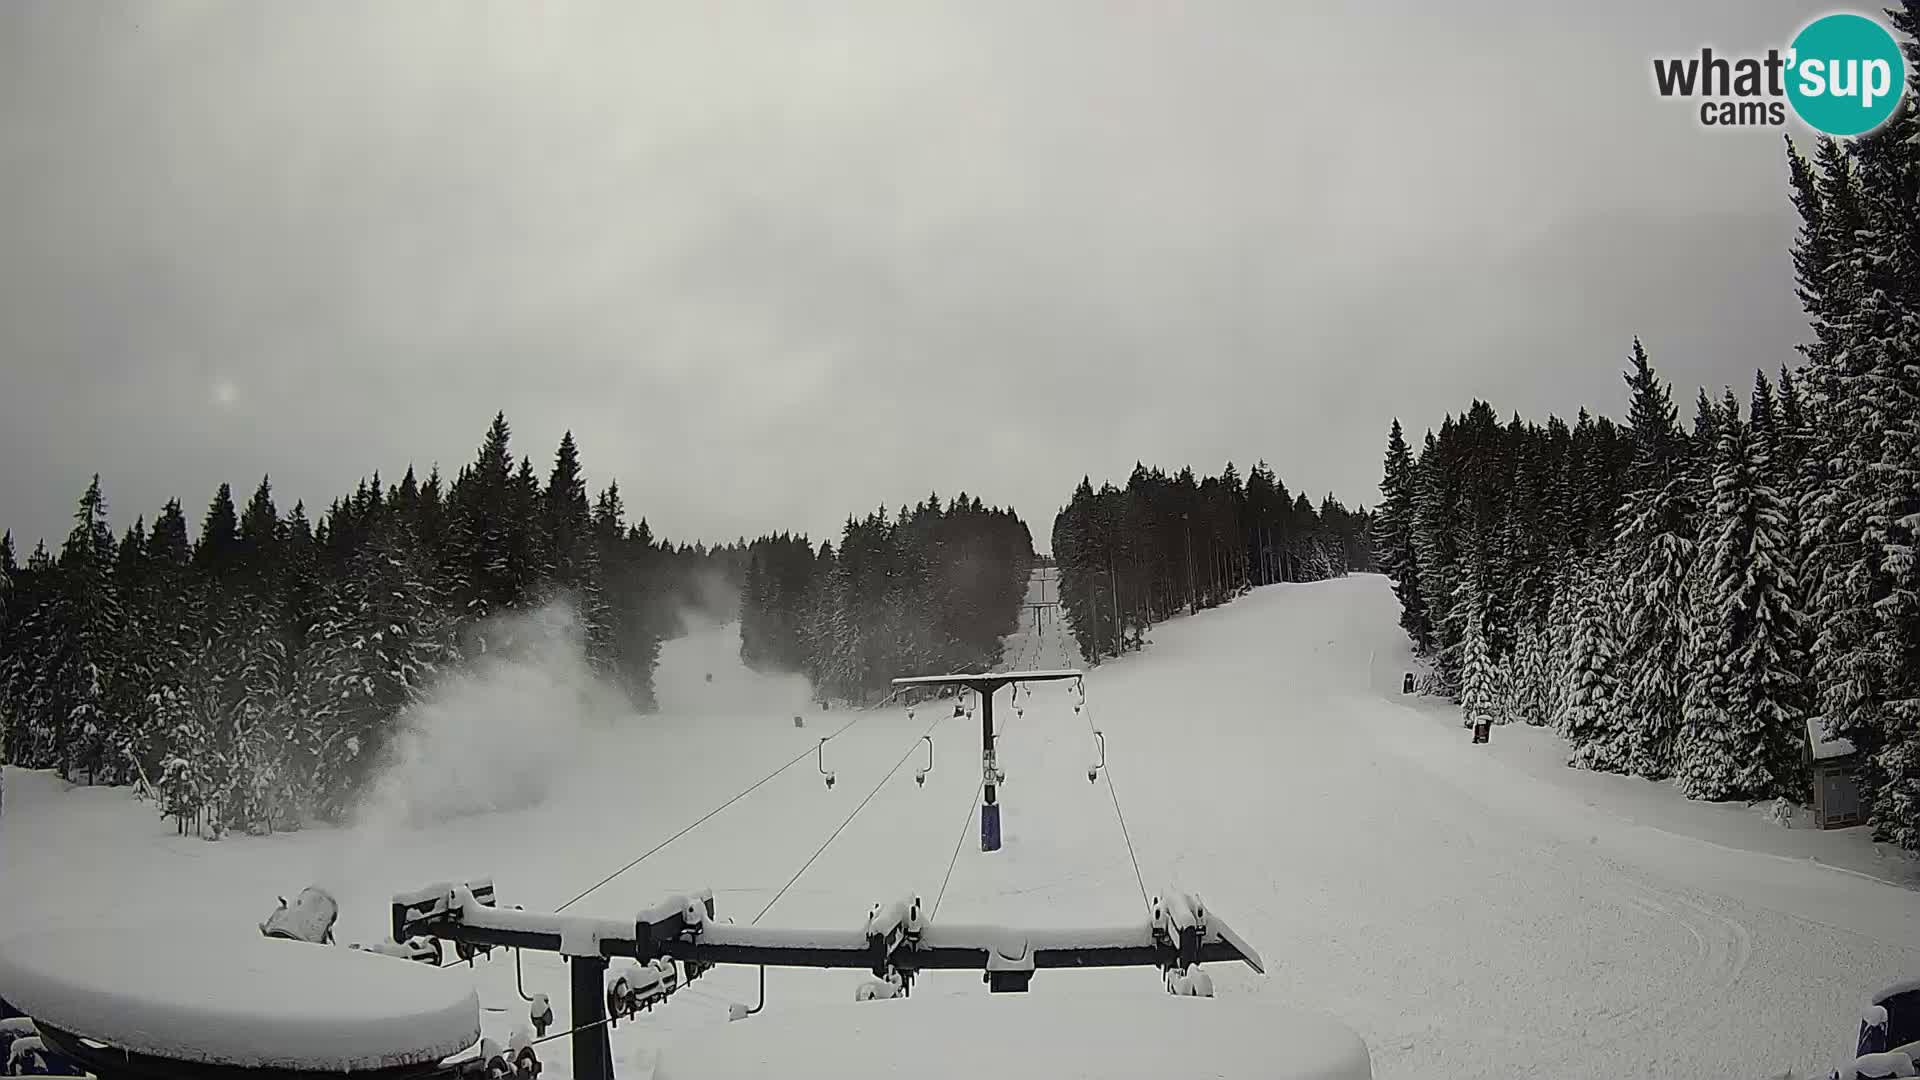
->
[[1305, 540, 1336, 582], [1612, 341, 1699, 781], [4, 544, 58, 767], [1677, 393, 1808, 801], [1847, 54, 1920, 847], [118, 500, 193, 811], [1564, 560, 1629, 770], [1054, 478, 1106, 663], [1459, 605, 1498, 731], [0, 531, 13, 763], [544, 433, 616, 678], [1543, 565, 1577, 727], [300, 516, 453, 821], [814, 542, 867, 702], [1414, 428, 1462, 693], [1374, 436, 1432, 653], [1786, 80, 1920, 848], [1506, 618, 1550, 726], [53, 475, 126, 784]]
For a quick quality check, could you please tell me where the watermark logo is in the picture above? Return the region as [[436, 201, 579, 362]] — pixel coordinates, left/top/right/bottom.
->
[[1652, 12, 1906, 135]]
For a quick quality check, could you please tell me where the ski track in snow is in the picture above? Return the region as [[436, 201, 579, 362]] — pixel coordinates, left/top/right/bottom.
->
[[2, 574, 1917, 1080]]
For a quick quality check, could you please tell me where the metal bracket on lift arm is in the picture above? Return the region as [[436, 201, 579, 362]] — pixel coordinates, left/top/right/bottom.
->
[[390, 879, 1263, 1080]]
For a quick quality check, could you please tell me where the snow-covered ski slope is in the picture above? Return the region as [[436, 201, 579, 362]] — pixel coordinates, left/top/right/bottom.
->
[[4, 574, 1918, 1079]]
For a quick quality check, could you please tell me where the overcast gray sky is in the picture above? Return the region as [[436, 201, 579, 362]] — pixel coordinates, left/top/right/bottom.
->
[[0, 1, 1834, 554]]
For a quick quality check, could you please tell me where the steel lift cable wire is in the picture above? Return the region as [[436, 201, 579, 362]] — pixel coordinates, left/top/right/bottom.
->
[[554, 685, 920, 913], [1080, 687, 1150, 908], [751, 701, 961, 926]]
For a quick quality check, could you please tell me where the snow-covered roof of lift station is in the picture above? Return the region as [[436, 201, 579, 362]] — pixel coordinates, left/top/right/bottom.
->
[[0, 925, 480, 1072], [654, 993, 1372, 1080]]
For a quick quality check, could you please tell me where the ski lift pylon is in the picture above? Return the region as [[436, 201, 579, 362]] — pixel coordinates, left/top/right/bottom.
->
[[889, 669, 1084, 852]]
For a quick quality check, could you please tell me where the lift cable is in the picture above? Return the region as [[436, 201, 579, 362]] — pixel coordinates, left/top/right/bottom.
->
[[930, 775, 986, 920], [1081, 691, 1150, 908], [752, 704, 957, 925], [554, 688, 914, 913]]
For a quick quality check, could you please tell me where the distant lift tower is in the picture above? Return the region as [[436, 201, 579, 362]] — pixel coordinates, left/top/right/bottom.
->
[[891, 669, 1084, 852]]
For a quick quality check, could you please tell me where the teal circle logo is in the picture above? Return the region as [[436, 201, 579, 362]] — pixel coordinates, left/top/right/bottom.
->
[[1786, 13, 1906, 136]]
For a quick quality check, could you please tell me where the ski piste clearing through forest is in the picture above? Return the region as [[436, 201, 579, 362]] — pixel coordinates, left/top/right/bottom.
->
[[2, 574, 1917, 1077]]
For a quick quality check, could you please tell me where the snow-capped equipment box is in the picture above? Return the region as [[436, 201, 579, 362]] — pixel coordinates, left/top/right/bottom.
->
[[0, 925, 481, 1079]]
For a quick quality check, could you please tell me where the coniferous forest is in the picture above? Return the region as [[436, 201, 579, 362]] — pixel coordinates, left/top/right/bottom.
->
[[1375, 43, 1920, 851], [1052, 463, 1373, 664], [736, 498, 1035, 702], [0, 413, 1039, 836]]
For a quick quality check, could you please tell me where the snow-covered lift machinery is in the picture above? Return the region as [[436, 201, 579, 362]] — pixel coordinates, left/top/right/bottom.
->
[[389, 877, 1263, 1080], [889, 669, 1083, 851]]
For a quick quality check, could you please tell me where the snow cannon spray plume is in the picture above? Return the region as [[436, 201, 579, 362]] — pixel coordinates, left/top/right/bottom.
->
[[352, 599, 632, 832]]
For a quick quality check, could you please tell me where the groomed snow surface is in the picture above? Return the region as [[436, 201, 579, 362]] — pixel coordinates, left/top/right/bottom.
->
[[655, 994, 1371, 1080], [2, 576, 1917, 1079]]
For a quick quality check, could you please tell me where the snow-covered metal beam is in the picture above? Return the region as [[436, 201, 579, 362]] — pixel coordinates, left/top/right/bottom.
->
[[390, 880, 1259, 1080], [390, 881, 1262, 977], [889, 669, 1082, 688]]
